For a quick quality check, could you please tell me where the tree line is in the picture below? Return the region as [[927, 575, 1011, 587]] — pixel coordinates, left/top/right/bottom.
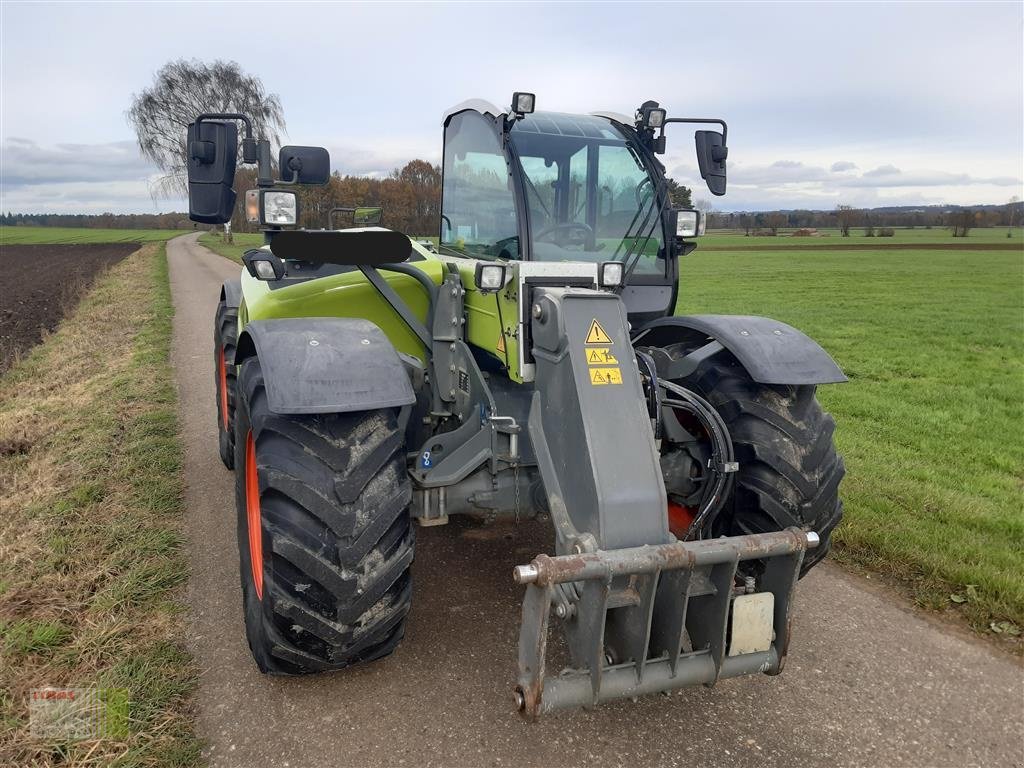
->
[[1, 211, 195, 230], [705, 199, 1021, 236]]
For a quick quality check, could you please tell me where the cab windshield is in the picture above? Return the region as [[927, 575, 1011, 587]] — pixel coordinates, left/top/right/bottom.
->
[[510, 113, 665, 275]]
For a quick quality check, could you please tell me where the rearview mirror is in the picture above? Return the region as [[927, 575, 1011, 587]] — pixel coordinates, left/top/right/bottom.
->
[[353, 207, 382, 226], [279, 145, 331, 185], [695, 130, 728, 196], [187, 120, 238, 224]]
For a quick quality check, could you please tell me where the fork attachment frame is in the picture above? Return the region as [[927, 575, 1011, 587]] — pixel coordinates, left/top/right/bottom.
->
[[513, 528, 817, 718]]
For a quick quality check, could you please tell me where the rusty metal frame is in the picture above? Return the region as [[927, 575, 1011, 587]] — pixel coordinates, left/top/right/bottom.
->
[[513, 528, 816, 718]]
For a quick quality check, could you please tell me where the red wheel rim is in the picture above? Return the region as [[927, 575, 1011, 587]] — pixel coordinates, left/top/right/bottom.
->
[[667, 501, 696, 539], [217, 346, 229, 430], [245, 430, 264, 599]]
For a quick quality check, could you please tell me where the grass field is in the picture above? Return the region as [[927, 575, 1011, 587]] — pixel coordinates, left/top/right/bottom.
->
[[0, 242, 197, 765], [0, 226, 186, 246], [702, 226, 1023, 249], [677, 240, 1024, 636]]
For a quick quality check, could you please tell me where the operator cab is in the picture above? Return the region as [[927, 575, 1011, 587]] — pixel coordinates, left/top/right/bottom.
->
[[439, 100, 702, 324]]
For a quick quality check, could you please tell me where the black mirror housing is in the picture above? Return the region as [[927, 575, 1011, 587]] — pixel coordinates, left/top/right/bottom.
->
[[278, 145, 331, 185], [187, 120, 238, 224], [695, 130, 728, 196]]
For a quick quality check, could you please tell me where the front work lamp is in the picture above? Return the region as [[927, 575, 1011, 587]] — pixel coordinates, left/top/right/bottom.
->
[[474, 262, 509, 293], [598, 261, 624, 288], [674, 209, 706, 238], [511, 92, 536, 116], [246, 189, 299, 227], [242, 249, 286, 281]]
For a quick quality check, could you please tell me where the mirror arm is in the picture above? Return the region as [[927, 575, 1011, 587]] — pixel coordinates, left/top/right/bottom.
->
[[662, 117, 728, 145], [195, 112, 254, 139]]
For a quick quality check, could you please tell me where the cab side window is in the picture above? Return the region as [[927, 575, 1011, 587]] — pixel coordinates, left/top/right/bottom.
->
[[441, 112, 520, 260]]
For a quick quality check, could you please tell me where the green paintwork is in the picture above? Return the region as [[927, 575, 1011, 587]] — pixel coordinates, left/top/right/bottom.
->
[[236, 239, 526, 381]]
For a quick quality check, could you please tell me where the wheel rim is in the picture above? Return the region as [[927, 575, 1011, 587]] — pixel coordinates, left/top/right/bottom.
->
[[245, 429, 264, 599], [217, 345, 229, 430]]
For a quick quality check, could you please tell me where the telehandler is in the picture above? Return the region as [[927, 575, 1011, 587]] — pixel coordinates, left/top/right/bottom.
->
[[188, 93, 845, 717]]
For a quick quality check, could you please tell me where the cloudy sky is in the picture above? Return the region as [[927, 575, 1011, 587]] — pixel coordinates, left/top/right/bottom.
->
[[2, 1, 1021, 213]]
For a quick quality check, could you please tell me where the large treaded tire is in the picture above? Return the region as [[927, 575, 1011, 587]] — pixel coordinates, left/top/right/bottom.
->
[[214, 298, 239, 470], [234, 357, 414, 674], [671, 349, 844, 575]]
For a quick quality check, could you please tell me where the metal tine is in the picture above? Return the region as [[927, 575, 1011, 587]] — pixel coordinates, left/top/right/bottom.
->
[[760, 549, 805, 673], [649, 568, 692, 677], [631, 570, 661, 683], [516, 582, 554, 717], [688, 557, 738, 682], [578, 577, 611, 706]]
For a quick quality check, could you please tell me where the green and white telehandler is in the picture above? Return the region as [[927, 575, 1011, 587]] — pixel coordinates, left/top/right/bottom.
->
[[189, 93, 845, 718]]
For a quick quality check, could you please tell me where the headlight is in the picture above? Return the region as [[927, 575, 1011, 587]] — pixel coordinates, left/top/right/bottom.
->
[[675, 209, 702, 238], [244, 189, 300, 227], [474, 262, 508, 293], [598, 261, 624, 288], [263, 191, 297, 226]]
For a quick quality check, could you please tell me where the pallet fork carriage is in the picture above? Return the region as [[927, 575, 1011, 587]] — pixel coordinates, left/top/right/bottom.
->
[[190, 92, 846, 716]]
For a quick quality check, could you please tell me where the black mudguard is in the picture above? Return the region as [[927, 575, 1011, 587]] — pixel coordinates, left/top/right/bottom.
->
[[220, 279, 242, 309], [234, 318, 416, 415], [634, 314, 846, 385]]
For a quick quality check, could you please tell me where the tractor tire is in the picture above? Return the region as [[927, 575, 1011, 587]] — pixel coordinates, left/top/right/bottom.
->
[[667, 348, 844, 576], [233, 356, 414, 674], [214, 298, 239, 470]]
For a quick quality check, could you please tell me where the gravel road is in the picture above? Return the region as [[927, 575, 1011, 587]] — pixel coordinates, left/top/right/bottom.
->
[[168, 233, 1023, 768]]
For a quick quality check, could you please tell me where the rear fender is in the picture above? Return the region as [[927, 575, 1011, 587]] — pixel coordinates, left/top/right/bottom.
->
[[634, 315, 846, 385], [234, 318, 416, 415]]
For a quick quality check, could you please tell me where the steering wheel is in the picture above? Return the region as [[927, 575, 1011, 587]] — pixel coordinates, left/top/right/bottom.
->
[[534, 222, 593, 246]]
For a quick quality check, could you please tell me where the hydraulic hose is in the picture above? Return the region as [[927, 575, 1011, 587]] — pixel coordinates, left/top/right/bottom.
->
[[658, 378, 735, 540]]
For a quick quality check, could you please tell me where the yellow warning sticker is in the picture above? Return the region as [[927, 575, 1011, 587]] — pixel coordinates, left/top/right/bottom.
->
[[586, 347, 618, 365], [496, 333, 506, 354], [590, 367, 623, 386], [585, 319, 613, 345]]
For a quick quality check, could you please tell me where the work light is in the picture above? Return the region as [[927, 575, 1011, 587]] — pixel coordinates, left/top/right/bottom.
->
[[263, 191, 297, 226], [242, 248, 286, 281], [675, 209, 704, 238], [641, 106, 667, 130], [511, 92, 536, 116], [598, 261, 624, 288], [245, 189, 299, 227], [475, 262, 509, 293]]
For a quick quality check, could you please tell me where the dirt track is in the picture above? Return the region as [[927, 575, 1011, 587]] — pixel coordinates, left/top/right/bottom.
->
[[168, 233, 1024, 768], [0, 242, 137, 373]]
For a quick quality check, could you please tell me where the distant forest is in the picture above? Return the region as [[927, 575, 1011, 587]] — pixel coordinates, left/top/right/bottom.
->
[[4, 163, 1020, 238]]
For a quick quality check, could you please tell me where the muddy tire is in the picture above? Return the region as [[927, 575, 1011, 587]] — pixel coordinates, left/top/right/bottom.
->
[[669, 348, 844, 575], [234, 357, 414, 674], [214, 298, 238, 469]]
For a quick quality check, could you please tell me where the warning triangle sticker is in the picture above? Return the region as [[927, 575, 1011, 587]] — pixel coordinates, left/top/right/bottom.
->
[[585, 319, 613, 345], [496, 334, 506, 354]]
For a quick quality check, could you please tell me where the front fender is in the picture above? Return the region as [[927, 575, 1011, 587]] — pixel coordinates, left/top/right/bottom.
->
[[234, 318, 416, 414], [634, 315, 846, 385]]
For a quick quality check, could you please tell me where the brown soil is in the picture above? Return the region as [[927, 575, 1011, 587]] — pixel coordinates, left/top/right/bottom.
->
[[701, 242, 1023, 252], [0, 243, 138, 374]]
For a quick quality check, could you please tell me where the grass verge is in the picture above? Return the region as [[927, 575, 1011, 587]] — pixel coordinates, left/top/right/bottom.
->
[[678, 244, 1024, 643], [197, 232, 259, 264], [0, 243, 199, 765]]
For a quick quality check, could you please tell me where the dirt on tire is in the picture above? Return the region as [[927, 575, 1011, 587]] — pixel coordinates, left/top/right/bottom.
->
[[0, 243, 138, 373]]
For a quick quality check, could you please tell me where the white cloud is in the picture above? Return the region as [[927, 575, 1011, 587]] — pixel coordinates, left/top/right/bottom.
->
[[831, 161, 858, 172]]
